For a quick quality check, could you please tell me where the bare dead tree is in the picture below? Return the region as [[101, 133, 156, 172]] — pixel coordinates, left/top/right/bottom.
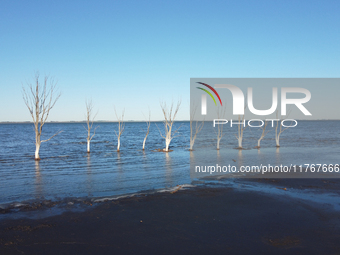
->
[[275, 110, 294, 147], [114, 108, 125, 152], [142, 110, 151, 150], [255, 121, 270, 149], [235, 113, 247, 149], [189, 105, 204, 151], [22, 73, 62, 160], [214, 105, 226, 150], [216, 123, 223, 150], [84, 100, 99, 153], [158, 100, 181, 152]]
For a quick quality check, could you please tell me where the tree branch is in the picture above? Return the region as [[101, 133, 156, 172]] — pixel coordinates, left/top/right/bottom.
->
[[41, 130, 63, 143]]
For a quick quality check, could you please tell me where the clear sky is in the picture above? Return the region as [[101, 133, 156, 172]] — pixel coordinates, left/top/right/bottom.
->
[[0, 0, 339, 122]]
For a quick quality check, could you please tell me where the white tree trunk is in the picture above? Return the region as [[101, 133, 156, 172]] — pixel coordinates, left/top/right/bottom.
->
[[189, 140, 194, 151], [117, 138, 121, 152], [257, 139, 261, 148], [35, 143, 41, 160], [235, 114, 246, 149], [165, 138, 171, 152], [238, 138, 243, 148], [114, 108, 124, 152], [143, 137, 147, 150], [217, 138, 221, 150], [87, 140, 90, 153], [276, 135, 280, 147]]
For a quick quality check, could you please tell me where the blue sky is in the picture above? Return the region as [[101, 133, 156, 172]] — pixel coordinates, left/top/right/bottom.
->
[[0, 0, 339, 121]]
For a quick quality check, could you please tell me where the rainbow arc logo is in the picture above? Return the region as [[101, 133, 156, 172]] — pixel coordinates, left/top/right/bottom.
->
[[196, 82, 222, 106]]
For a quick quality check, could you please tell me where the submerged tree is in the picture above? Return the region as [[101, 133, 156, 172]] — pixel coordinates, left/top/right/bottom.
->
[[275, 110, 294, 147], [189, 105, 204, 151], [255, 120, 269, 149], [215, 122, 224, 150], [84, 100, 99, 153], [275, 120, 286, 147], [214, 106, 226, 150], [142, 110, 151, 150], [158, 100, 181, 152], [22, 73, 62, 160], [114, 108, 125, 152], [235, 112, 247, 149]]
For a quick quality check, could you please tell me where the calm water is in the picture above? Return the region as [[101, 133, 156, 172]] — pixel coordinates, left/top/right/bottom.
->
[[0, 120, 339, 206]]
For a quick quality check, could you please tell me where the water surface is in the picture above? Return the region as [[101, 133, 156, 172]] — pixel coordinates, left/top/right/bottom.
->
[[0, 120, 339, 206]]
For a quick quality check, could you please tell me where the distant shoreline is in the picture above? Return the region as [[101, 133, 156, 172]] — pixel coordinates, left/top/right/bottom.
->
[[1, 119, 339, 124], [0, 120, 190, 124]]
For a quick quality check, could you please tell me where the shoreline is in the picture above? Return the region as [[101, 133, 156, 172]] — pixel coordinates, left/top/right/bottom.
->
[[1, 178, 340, 218], [1, 179, 340, 254]]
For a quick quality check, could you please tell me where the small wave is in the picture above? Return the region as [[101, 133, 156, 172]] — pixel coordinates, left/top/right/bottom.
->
[[92, 184, 196, 203], [0, 184, 196, 218], [13, 202, 29, 208]]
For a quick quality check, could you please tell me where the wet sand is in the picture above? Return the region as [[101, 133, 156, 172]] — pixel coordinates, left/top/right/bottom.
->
[[0, 180, 340, 255]]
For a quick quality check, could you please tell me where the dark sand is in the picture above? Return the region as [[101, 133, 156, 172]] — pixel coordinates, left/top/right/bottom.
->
[[1, 180, 340, 255]]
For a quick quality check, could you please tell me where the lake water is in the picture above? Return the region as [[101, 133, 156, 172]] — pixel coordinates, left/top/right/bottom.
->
[[0, 120, 339, 206]]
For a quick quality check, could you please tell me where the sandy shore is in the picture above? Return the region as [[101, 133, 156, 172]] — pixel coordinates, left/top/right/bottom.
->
[[0, 179, 340, 254]]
